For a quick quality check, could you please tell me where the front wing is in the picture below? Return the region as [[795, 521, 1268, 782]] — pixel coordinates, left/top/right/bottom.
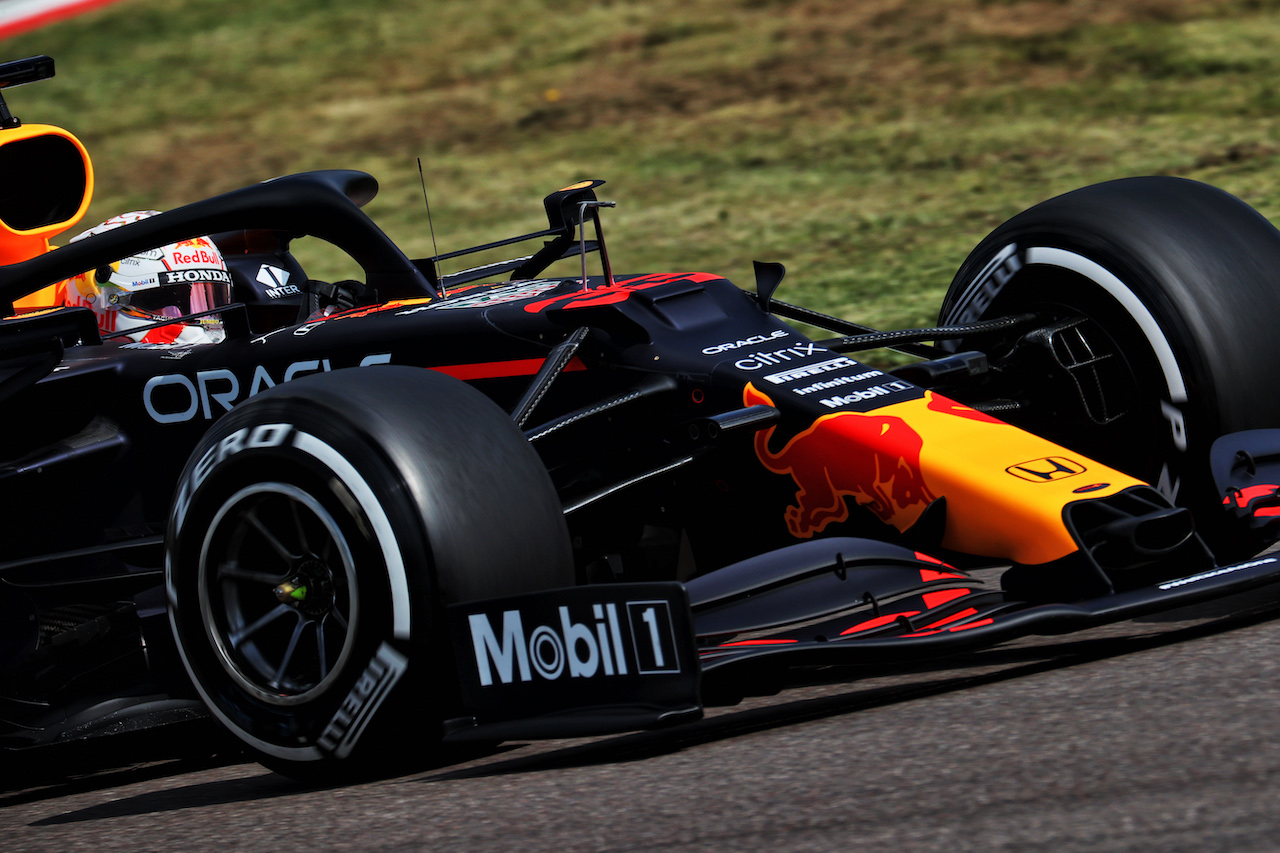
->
[[443, 544, 1280, 742]]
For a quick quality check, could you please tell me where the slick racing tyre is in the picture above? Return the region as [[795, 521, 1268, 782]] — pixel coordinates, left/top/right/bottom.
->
[[939, 176, 1280, 559], [166, 366, 573, 779]]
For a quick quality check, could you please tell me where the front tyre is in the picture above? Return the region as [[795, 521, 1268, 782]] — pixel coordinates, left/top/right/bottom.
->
[[939, 177, 1280, 558], [166, 367, 573, 778]]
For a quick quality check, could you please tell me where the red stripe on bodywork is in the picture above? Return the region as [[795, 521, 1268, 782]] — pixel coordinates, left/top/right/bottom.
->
[[714, 638, 799, 648], [922, 588, 970, 609], [920, 568, 968, 582], [918, 607, 978, 631], [901, 607, 982, 637], [948, 618, 995, 632], [1224, 484, 1280, 516], [839, 611, 921, 636], [523, 272, 723, 313], [430, 356, 587, 380]]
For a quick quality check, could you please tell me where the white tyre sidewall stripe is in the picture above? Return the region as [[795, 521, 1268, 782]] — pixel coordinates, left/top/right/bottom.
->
[[1024, 246, 1188, 404], [168, 428, 413, 762]]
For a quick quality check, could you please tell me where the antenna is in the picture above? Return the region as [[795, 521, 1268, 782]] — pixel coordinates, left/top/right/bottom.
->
[[418, 158, 445, 296]]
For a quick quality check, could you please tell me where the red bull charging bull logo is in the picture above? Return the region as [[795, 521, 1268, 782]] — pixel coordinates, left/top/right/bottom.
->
[[744, 384, 936, 538]]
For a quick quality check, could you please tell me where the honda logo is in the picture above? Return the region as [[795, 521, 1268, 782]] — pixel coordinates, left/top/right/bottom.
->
[[1006, 456, 1086, 482]]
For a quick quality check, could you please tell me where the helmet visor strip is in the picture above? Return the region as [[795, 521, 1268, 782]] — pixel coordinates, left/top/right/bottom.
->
[[122, 277, 231, 319]]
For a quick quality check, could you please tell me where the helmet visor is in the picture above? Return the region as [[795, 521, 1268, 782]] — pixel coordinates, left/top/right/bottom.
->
[[125, 278, 232, 319]]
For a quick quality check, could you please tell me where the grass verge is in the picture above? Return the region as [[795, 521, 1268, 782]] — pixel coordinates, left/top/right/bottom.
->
[[4, 0, 1280, 349]]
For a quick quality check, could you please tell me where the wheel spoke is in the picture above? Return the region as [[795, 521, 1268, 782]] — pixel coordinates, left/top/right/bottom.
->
[[200, 481, 359, 702], [228, 603, 294, 647], [246, 506, 301, 563], [270, 617, 309, 689], [315, 621, 329, 681], [217, 560, 291, 585], [289, 499, 312, 556]]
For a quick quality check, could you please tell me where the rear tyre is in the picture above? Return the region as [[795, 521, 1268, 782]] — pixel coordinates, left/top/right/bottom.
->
[[939, 176, 1280, 558], [166, 366, 573, 779]]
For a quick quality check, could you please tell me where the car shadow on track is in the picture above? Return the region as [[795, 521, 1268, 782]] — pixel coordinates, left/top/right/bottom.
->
[[0, 721, 254, 808], [9, 740, 518, 824], [18, 763, 288, 826], [12, 588, 1280, 825]]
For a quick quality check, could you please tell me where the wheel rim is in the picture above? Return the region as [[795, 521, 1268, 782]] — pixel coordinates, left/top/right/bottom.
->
[[199, 482, 360, 706]]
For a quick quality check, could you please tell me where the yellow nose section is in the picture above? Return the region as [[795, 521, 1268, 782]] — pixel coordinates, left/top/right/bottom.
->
[[747, 384, 1146, 565]]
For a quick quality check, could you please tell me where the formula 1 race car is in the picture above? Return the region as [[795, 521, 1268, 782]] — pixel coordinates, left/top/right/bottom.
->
[[6, 55, 1280, 780]]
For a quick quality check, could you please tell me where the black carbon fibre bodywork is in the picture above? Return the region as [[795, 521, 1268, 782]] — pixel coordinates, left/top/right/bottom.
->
[[4, 162, 1280, 762]]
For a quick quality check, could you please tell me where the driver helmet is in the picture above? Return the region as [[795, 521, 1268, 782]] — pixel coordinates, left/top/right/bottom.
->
[[62, 210, 232, 344]]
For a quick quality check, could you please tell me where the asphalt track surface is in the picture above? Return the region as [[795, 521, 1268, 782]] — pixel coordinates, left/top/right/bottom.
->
[[5, 584, 1280, 852]]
